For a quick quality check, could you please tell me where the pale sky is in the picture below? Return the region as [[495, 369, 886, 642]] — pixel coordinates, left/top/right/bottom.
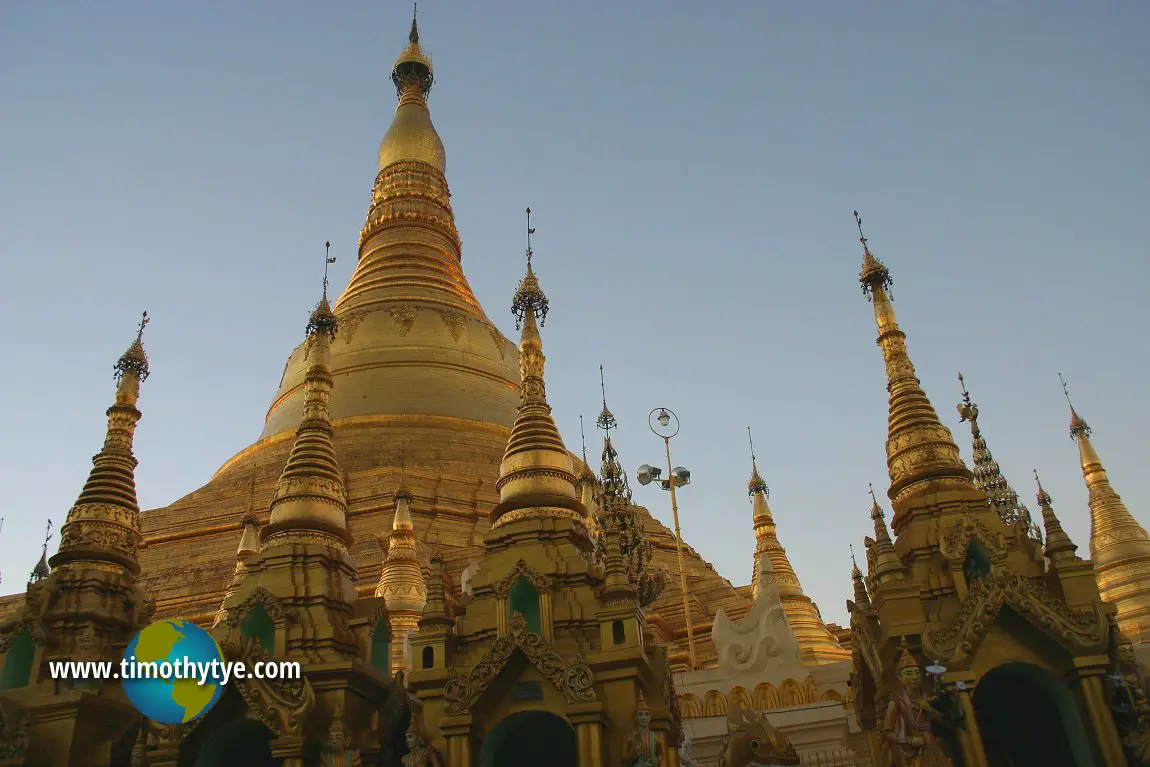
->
[[1, 2, 1147, 626]]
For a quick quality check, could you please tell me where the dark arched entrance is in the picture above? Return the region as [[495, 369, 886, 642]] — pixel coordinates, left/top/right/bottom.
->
[[191, 717, 275, 767], [974, 662, 1093, 767], [179, 689, 276, 767], [480, 711, 576, 767]]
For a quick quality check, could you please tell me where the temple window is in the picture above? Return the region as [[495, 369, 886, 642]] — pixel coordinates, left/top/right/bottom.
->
[[507, 576, 542, 635], [0, 631, 35, 689], [612, 620, 626, 645], [422, 646, 434, 669], [370, 616, 390, 673], [241, 602, 276, 655], [963, 540, 992, 586]]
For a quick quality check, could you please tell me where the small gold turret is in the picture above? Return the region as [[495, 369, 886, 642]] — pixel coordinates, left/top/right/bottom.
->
[[491, 209, 585, 526], [1034, 470, 1078, 564], [212, 504, 261, 628], [1060, 375, 1150, 642], [593, 368, 664, 607], [850, 546, 874, 613], [376, 484, 428, 673], [957, 372, 1042, 543], [51, 313, 151, 574], [261, 283, 351, 549], [855, 212, 972, 515], [377, 5, 444, 173], [745, 428, 849, 663], [28, 522, 52, 586], [418, 546, 453, 633], [867, 485, 906, 586]]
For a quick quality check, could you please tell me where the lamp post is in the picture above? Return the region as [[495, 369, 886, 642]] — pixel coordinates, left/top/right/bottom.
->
[[636, 407, 697, 671]]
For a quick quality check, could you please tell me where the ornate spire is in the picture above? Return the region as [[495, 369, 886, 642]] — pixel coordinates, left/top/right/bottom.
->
[[578, 414, 596, 483], [417, 547, 453, 632], [854, 211, 971, 510], [492, 210, 584, 525], [592, 367, 664, 607], [376, 482, 427, 672], [214, 490, 262, 628], [262, 272, 350, 548], [850, 545, 873, 612], [867, 484, 906, 585], [956, 372, 1041, 542], [744, 428, 849, 662], [747, 427, 768, 498], [29, 521, 52, 585], [1059, 375, 1150, 642], [1033, 470, 1078, 563], [51, 313, 150, 574]]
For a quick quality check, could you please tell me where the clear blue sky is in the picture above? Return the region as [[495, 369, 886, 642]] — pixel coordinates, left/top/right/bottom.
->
[[2, 2, 1147, 625]]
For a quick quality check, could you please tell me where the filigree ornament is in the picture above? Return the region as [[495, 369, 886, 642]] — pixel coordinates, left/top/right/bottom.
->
[[0, 617, 46, 653], [437, 310, 466, 342], [493, 559, 551, 597], [223, 587, 289, 639], [938, 517, 1008, 564], [442, 612, 595, 715], [338, 309, 370, 346], [388, 306, 418, 336], [923, 571, 1107, 665], [219, 637, 315, 736]]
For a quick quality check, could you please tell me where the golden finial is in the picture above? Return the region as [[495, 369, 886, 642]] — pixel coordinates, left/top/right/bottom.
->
[[307, 243, 338, 338], [240, 474, 259, 527], [850, 543, 859, 573], [29, 519, 52, 583], [596, 364, 617, 432], [1033, 469, 1052, 507], [392, 3, 434, 96], [511, 207, 548, 329], [1059, 372, 1092, 439], [747, 426, 768, 498], [854, 210, 892, 298], [322, 241, 336, 301], [115, 311, 151, 382], [956, 371, 979, 428], [868, 483, 881, 516], [580, 414, 589, 464]]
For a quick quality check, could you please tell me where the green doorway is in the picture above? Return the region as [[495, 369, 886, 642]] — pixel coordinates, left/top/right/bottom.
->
[[973, 662, 1094, 767], [480, 711, 576, 767]]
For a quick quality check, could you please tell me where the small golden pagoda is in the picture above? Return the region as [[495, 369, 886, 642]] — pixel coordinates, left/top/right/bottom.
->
[[1061, 380, 1150, 647], [845, 213, 1130, 767], [0, 317, 156, 766], [402, 228, 681, 766]]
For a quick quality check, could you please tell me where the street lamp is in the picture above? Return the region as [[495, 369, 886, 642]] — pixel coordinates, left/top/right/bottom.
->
[[636, 407, 698, 671]]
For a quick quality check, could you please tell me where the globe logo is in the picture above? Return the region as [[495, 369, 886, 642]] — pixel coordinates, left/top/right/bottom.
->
[[122, 619, 227, 725]]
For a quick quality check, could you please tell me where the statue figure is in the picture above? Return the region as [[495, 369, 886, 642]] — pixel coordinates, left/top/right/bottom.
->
[[1106, 619, 1150, 765], [0, 698, 30, 766], [321, 711, 362, 767], [402, 722, 444, 767], [678, 733, 700, 767], [880, 640, 952, 767], [718, 701, 799, 767], [622, 691, 661, 767]]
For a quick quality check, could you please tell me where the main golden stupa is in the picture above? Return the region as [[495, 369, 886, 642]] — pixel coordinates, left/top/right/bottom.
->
[[4, 10, 1150, 767]]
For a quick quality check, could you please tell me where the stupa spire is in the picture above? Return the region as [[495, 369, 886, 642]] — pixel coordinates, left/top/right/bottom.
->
[[376, 483, 427, 672], [1059, 374, 1150, 642], [213, 485, 262, 628], [850, 545, 873, 612], [262, 266, 350, 548], [29, 521, 52, 585], [867, 485, 906, 586], [592, 367, 663, 607], [744, 427, 850, 663], [492, 209, 584, 525], [1033, 470, 1078, 563], [854, 211, 972, 512], [956, 372, 1040, 542], [51, 313, 150, 574]]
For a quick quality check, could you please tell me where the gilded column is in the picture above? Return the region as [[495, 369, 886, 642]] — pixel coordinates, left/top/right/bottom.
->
[[574, 722, 604, 767], [952, 683, 988, 767], [1075, 663, 1126, 767]]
